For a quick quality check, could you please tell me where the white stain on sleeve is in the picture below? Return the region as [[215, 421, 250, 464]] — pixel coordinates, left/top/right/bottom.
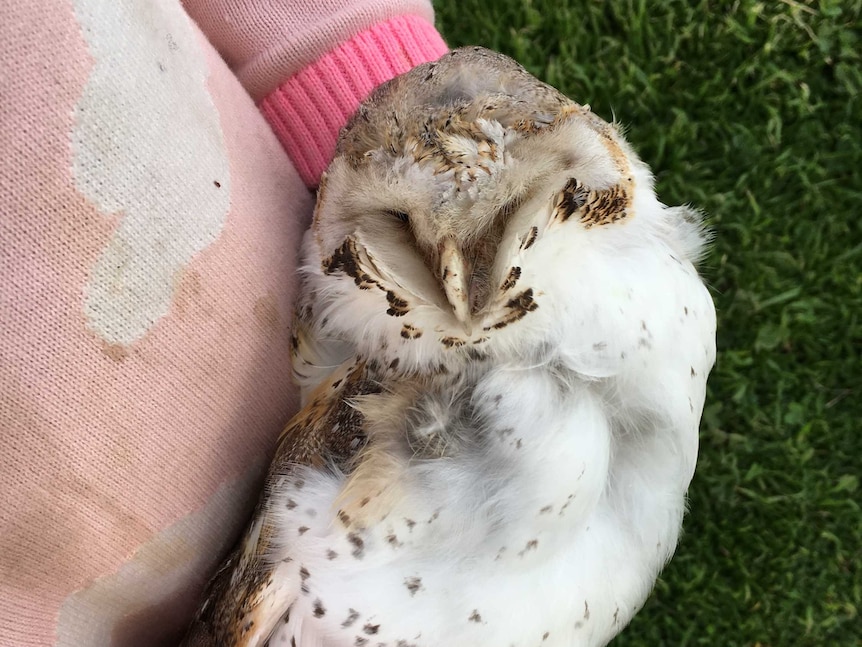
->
[[53, 460, 264, 647], [71, 0, 230, 345]]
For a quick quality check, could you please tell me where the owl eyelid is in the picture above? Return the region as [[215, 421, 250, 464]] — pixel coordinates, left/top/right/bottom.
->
[[384, 209, 411, 225]]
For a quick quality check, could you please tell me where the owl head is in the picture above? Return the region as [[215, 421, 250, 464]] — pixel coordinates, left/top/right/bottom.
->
[[302, 47, 705, 374]]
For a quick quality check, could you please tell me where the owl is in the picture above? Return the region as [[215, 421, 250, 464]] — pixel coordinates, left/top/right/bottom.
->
[[182, 47, 716, 647]]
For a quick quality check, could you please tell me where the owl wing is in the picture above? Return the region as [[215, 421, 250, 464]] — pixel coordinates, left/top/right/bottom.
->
[[181, 359, 374, 647]]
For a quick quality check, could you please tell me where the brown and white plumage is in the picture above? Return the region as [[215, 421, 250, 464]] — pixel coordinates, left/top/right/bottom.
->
[[183, 47, 716, 647]]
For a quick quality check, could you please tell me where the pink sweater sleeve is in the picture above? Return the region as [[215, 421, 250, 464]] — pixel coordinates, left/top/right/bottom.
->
[[182, 0, 449, 186]]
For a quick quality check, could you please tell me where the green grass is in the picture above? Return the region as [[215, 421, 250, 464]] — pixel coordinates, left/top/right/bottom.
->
[[434, 1, 861, 644]]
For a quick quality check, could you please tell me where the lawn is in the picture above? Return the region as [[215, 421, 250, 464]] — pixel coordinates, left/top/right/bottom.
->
[[434, 1, 861, 645]]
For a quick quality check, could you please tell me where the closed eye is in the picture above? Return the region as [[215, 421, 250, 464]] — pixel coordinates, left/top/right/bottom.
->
[[385, 209, 411, 225]]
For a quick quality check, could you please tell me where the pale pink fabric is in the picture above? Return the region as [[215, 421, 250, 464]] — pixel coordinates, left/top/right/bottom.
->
[[184, 1, 448, 186], [0, 0, 444, 645], [182, 0, 437, 100]]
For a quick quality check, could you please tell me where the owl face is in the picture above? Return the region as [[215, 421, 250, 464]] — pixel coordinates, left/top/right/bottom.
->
[[304, 48, 694, 374]]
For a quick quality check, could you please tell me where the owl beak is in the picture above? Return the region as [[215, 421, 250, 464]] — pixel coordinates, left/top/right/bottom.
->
[[439, 237, 473, 335]]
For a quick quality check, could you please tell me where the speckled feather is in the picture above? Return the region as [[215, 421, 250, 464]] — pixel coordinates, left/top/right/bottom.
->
[[182, 47, 716, 647]]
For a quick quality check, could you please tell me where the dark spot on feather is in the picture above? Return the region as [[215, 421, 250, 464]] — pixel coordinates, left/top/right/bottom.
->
[[405, 518, 416, 531], [584, 601, 591, 620], [323, 239, 377, 290], [543, 631, 550, 640], [469, 610, 482, 623], [401, 324, 422, 339], [313, 599, 326, 617], [519, 539, 538, 556], [342, 609, 360, 628], [326, 549, 338, 560], [572, 180, 631, 228], [521, 226, 538, 250], [559, 492, 577, 515], [364, 624, 380, 635], [338, 510, 351, 526], [348, 532, 365, 558], [355, 637, 369, 646], [506, 288, 538, 312], [441, 336, 465, 348], [404, 576, 422, 596], [500, 266, 521, 291], [691, 367, 697, 377], [298, 526, 309, 535], [285, 498, 297, 510], [386, 290, 410, 317], [389, 357, 400, 369], [539, 505, 553, 514], [360, 496, 371, 508], [556, 178, 588, 221], [485, 288, 538, 330]]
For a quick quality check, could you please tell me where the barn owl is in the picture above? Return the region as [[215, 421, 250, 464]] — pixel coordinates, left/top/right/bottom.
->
[[182, 47, 716, 647]]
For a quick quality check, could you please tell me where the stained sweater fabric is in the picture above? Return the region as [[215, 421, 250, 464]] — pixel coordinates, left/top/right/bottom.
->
[[0, 1, 446, 644]]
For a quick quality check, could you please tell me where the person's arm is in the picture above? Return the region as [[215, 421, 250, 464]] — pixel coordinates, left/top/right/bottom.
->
[[182, 0, 449, 186]]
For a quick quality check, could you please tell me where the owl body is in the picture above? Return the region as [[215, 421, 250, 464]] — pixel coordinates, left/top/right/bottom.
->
[[184, 48, 716, 647]]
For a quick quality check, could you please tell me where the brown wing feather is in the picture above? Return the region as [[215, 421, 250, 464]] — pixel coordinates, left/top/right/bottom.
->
[[181, 360, 377, 646]]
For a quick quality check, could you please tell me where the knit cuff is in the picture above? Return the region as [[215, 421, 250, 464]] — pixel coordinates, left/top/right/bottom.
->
[[259, 15, 448, 188]]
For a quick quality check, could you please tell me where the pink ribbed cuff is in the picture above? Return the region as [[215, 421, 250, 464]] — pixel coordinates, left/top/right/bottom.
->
[[259, 15, 448, 188]]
